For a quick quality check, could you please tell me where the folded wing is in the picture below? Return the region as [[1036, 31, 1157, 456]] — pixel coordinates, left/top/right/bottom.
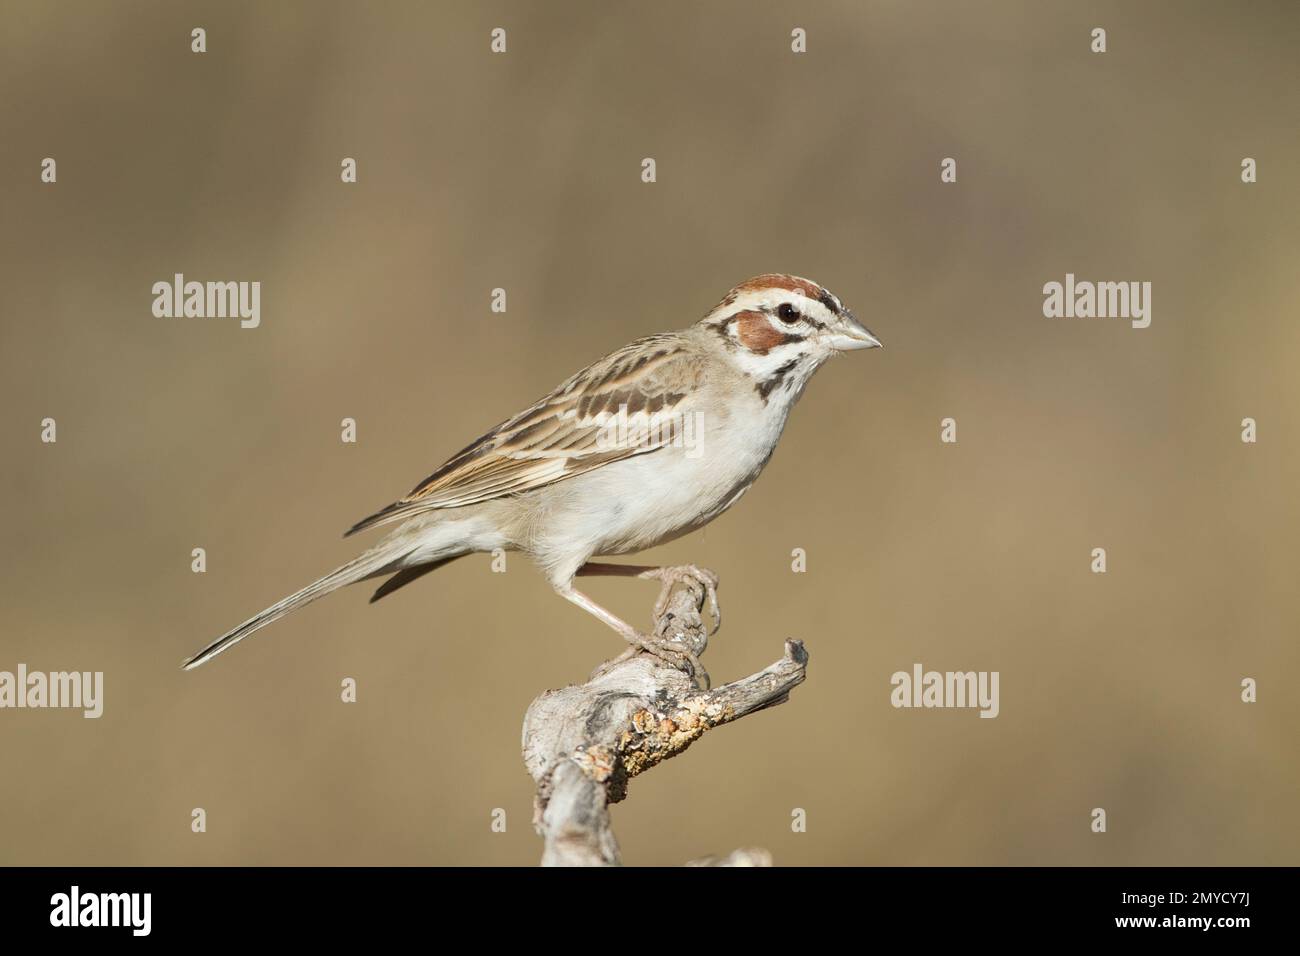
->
[[345, 334, 698, 536]]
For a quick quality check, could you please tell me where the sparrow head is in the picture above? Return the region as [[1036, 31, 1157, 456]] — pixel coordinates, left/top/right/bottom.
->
[[700, 274, 881, 398]]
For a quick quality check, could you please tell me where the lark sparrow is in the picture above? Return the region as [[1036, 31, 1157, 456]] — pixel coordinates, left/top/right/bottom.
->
[[183, 274, 881, 676]]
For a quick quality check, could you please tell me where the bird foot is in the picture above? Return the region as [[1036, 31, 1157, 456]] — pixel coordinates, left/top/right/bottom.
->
[[589, 631, 711, 690], [637, 564, 721, 635]]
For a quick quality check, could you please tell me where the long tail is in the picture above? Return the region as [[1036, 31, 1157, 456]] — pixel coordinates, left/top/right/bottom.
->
[[182, 548, 407, 671]]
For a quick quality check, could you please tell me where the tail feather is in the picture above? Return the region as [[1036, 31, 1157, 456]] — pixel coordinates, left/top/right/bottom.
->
[[182, 550, 404, 671], [368, 554, 464, 604]]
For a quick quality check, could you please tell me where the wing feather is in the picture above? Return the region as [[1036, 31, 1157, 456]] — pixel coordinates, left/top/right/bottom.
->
[[345, 334, 697, 536]]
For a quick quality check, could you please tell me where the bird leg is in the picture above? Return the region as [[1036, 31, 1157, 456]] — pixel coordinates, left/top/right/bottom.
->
[[576, 562, 721, 635], [557, 576, 710, 688]]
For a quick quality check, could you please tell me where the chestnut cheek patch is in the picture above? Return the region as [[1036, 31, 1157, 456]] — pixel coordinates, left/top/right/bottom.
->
[[734, 310, 790, 356]]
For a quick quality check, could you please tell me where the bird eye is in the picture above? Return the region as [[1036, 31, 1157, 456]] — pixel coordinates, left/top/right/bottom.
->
[[776, 303, 801, 324]]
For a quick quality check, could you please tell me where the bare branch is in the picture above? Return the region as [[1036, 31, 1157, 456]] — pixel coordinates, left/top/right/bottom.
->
[[521, 571, 809, 866]]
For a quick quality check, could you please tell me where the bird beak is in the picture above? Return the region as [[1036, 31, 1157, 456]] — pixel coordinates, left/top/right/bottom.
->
[[827, 314, 883, 352]]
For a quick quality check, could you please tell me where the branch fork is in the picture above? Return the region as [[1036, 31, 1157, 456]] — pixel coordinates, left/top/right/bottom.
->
[[521, 570, 809, 866]]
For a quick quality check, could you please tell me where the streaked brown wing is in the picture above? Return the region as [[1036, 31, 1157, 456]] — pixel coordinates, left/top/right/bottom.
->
[[345, 334, 696, 536]]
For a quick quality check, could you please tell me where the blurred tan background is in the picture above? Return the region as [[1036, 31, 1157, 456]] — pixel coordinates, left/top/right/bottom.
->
[[2, 0, 1298, 866]]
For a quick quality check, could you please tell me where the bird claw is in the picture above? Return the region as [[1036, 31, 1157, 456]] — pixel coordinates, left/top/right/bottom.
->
[[640, 564, 721, 635], [589, 631, 711, 690], [660, 642, 710, 690]]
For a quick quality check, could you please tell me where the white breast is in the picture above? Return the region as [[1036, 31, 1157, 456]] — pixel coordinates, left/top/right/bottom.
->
[[526, 382, 797, 584]]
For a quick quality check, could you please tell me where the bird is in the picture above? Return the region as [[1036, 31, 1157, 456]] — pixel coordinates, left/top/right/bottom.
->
[[182, 274, 881, 680]]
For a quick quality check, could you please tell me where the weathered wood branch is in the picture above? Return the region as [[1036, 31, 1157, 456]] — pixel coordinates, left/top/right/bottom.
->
[[521, 571, 809, 866]]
